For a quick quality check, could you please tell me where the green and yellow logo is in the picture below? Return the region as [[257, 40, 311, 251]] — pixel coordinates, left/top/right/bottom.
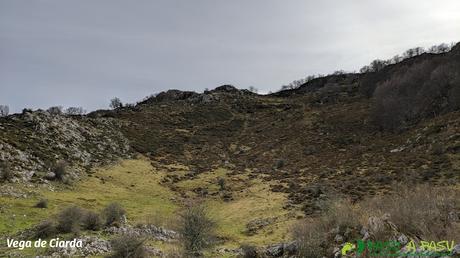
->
[[341, 242, 356, 255], [341, 239, 455, 257]]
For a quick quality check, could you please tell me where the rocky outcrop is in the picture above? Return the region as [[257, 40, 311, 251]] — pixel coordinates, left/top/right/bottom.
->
[[0, 110, 131, 183], [245, 217, 276, 236], [44, 236, 164, 257]]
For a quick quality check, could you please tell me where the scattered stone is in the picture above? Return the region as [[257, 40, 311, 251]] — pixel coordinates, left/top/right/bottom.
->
[[398, 234, 409, 245], [48, 236, 111, 257], [334, 234, 344, 244], [265, 243, 284, 257], [44, 172, 56, 180], [104, 224, 177, 242], [452, 244, 460, 255], [245, 217, 275, 236]]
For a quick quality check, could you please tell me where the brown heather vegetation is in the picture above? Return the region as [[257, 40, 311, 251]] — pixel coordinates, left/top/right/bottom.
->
[[1, 42, 460, 257], [294, 184, 460, 257], [89, 44, 460, 218]]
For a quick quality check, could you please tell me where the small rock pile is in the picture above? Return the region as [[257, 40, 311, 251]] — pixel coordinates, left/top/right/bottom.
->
[[104, 224, 178, 242], [47, 236, 111, 257]]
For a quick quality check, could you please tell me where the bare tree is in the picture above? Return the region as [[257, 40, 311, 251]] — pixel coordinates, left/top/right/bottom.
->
[[0, 105, 9, 117], [370, 59, 388, 72], [360, 65, 372, 73], [332, 70, 346, 75], [65, 107, 85, 115], [110, 97, 123, 109], [281, 75, 317, 91], [248, 86, 258, 93], [47, 106, 63, 115], [403, 48, 416, 59], [403, 47, 425, 59], [361, 60, 389, 74], [391, 55, 403, 64], [428, 43, 451, 54], [413, 47, 425, 56]]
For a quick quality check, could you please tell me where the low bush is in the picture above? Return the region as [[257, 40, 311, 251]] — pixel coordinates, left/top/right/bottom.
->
[[293, 222, 325, 258], [0, 161, 14, 182], [57, 206, 85, 234], [47, 106, 63, 115], [103, 202, 126, 226], [108, 234, 147, 258], [178, 204, 216, 256], [53, 160, 68, 181], [33, 220, 56, 239], [240, 244, 259, 258], [274, 159, 285, 169], [361, 184, 460, 240], [83, 210, 103, 231], [34, 199, 48, 208], [217, 178, 226, 191]]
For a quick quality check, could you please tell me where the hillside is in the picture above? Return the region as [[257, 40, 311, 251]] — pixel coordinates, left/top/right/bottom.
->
[[0, 110, 131, 185], [0, 44, 459, 257]]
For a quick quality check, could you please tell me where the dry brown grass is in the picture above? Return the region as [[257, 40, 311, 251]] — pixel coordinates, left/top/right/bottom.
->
[[294, 184, 460, 256], [294, 199, 362, 257], [360, 184, 460, 241]]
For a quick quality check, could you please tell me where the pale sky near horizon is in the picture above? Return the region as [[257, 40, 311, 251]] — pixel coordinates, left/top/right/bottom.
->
[[1, 0, 460, 113]]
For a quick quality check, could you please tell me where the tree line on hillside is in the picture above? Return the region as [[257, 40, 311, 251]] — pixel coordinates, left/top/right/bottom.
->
[[359, 43, 454, 74], [281, 42, 456, 92], [369, 55, 460, 131], [0, 105, 87, 117]]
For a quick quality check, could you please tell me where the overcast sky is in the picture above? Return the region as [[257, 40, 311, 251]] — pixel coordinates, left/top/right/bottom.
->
[[1, 0, 460, 113]]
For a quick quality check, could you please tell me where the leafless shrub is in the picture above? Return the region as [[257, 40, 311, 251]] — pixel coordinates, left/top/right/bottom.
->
[[109, 234, 147, 258], [83, 210, 103, 231], [293, 221, 325, 258], [217, 178, 226, 191], [57, 206, 85, 234], [248, 86, 258, 93], [103, 202, 126, 226], [178, 204, 216, 256], [110, 97, 123, 109], [294, 201, 359, 257], [65, 106, 86, 115], [0, 105, 9, 117], [47, 106, 63, 115], [274, 159, 285, 169], [34, 199, 48, 208], [240, 244, 259, 258], [33, 220, 56, 239], [360, 184, 460, 241], [0, 161, 14, 182], [53, 160, 68, 181]]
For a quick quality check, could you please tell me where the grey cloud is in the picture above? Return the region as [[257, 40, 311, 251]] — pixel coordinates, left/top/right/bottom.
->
[[1, 0, 459, 112]]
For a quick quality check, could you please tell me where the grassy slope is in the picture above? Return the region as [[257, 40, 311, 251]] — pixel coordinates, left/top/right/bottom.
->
[[0, 158, 300, 257]]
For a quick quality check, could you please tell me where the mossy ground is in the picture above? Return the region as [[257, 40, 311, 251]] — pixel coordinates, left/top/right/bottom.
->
[[0, 157, 300, 257]]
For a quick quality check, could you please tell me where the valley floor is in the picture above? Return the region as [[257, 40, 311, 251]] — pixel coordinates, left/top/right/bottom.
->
[[0, 157, 301, 257]]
